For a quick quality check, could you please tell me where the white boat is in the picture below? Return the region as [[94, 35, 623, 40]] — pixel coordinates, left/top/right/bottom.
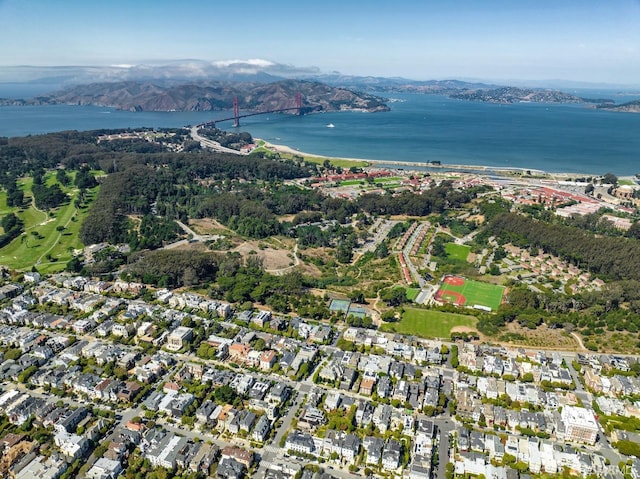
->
[[326, 123, 335, 128]]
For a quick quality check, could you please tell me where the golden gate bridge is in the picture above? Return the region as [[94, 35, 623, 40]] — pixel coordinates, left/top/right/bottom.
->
[[197, 93, 303, 129]]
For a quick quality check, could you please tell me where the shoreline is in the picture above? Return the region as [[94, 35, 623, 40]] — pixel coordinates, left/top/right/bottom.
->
[[259, 139, 610, 180]]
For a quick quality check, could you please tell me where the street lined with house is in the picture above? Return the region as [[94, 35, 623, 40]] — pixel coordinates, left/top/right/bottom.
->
[[0, 273, 639, 479]]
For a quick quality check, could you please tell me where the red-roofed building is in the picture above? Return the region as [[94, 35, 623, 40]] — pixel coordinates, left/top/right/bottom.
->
[[229, 344, 251, 362], [163, 382, 180, 394]]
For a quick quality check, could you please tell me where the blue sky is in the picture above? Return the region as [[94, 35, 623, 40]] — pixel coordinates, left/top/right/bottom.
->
[[1, 0, 639, 84]]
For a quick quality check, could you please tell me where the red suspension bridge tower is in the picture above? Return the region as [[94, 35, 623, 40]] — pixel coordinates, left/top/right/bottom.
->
[[201, 94, 303, 129], [232, 96, 240, 127]]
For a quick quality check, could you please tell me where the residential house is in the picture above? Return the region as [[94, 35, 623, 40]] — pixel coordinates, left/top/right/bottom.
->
[[252, 415, 271, 442], [364, 436, 384, 465], [259, 350, 277, 371], [285, 431, 316, 455], [54, 431, 90, 460], [382, 439, 401, 470]]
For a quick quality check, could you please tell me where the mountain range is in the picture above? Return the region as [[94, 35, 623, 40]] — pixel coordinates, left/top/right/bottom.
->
[[0, 60, 638, 113], [0, 79, 390, 113]]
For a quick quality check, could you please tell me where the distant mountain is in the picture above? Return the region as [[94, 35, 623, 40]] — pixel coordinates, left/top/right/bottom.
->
[[1, 61, 634, 112], [4, 79, 390, 113], [308, 74, 499, 94], [449, 86, 614, 105], [597, 99, 640, 113]]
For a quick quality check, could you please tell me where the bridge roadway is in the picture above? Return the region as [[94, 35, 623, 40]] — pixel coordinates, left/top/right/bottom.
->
[[196, 106, 300, 129]]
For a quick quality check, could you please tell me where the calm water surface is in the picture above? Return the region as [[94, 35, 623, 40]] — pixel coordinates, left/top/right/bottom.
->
[[1, 92, 639, 175]]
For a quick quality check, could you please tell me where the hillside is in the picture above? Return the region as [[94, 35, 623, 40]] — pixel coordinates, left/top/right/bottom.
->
[[449, 86, 612, 105], [598, 99, 640, 113], [2, 79, 390, 113]]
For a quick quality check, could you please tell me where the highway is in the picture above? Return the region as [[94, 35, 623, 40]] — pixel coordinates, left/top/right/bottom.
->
[[190, 126, 245, 154]]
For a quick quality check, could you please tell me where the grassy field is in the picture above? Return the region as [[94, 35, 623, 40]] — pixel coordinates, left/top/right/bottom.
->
[[300, 156, 368, 169], [380, 307, 477, 338], [618, 179, 636, 186], [253, 141, 369, 169], [339, 179, 366, 186], [445, 243, 471, 261], [438, 276, 505, 311], [340, 177, 404, 187], [405, 287, 420, 301], [0, 173, 99, 274]]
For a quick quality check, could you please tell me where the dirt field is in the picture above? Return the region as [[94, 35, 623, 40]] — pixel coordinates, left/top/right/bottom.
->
[[233, 241, 292, 270], [500, 322, 581, 350], [450, 325, 478, 334], [188, 218, 230, 234]]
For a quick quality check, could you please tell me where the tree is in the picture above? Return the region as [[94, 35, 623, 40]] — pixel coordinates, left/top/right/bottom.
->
[[213, 385, 237, 404], [602, 172, 618, 186], [380, 287, 407, 307], [56, 169, 71, 186], [252, 338, 267, 351], [450, 345, 459, 368], [375, 241, 389, 258], [615, 440, 640, 458], [350, 291, 366, 304]]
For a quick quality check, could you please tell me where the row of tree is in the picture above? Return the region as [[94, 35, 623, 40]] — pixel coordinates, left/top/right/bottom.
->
[[0, 213, 24, 248]]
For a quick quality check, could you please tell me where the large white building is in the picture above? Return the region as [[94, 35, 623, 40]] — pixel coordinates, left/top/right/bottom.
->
[[560, 405, 599, 445], [166, 326, 193, 351]]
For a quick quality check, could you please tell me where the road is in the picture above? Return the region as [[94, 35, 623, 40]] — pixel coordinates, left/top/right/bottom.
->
[[163, 220, 224, 249], [433, 417, 454, 479], [190, 126, 245, 155], [255, 383, 308, 476]]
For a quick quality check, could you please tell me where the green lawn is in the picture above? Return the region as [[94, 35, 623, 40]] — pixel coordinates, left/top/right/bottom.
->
[[339, 179, 365, 186], [380, 307, 477, 338], [0, 173, 100, 273], [405, 288, 420, 301], [0, 191, 11, 216], [339, 177, 403, 187], [618, 179, 636, 186], [445, 243, 471, 261]]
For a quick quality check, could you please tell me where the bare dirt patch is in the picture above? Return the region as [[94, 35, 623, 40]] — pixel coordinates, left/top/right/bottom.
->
[[278, 214, 296, 223], [500, 322, 580, 350], [233, 242, 292, 270], [450, 325, 478, 334], [189, 218, 230, 235]]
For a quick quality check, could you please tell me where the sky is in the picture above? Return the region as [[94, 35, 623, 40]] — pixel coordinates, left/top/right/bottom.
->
[[1, 0, 640, 85]]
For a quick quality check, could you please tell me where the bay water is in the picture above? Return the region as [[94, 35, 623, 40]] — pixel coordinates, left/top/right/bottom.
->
[[1, 91, 639, 176]]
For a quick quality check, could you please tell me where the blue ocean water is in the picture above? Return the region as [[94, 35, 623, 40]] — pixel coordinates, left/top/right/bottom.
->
[[1, 91, 639, 175]]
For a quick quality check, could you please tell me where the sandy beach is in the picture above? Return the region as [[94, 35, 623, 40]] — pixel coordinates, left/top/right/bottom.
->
[[259, 139, 575, 179]]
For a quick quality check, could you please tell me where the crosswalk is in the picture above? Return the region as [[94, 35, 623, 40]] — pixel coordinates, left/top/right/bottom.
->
[[262, 444, 280, 456]]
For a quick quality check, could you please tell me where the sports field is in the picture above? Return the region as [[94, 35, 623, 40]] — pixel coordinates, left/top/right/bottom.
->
[[445, 243, 470, 261], [435, 275, 505, 311], [380, 307, 477, 338]]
